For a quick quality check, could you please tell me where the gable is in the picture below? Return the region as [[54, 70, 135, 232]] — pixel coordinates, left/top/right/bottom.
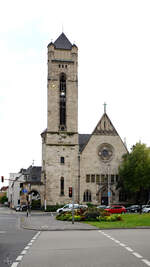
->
[[93, 113, 118, 136], [80, 113, 128, 154]]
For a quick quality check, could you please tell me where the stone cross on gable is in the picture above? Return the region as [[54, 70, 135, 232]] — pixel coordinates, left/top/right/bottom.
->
[[103, 102, 107, 113]]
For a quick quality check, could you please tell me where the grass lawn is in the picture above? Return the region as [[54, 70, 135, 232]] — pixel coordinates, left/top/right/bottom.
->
[[84, 213, 150, 229]]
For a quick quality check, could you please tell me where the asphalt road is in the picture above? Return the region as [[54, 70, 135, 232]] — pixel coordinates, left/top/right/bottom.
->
[[0, 207, 37, 267], [18, 229, 150, 267]]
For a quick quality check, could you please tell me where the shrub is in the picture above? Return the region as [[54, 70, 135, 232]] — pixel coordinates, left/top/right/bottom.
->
[[81, 207, 100, 221], [97, 214, 123, 222]]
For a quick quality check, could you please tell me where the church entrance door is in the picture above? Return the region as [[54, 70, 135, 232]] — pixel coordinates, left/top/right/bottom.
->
[[101, 197, 108, 206]]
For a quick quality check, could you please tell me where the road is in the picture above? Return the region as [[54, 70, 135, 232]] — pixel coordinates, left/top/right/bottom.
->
[[18, 229, 150, 267], [1, 207, 150, 267], [0, 207, 36, 267]]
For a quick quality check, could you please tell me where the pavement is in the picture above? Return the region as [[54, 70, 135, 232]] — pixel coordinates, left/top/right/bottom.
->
[[20, 212, 99, 231]]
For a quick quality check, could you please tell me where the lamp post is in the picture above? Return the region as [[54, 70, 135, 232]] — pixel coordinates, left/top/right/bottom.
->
[[107, 164, 110, 206]]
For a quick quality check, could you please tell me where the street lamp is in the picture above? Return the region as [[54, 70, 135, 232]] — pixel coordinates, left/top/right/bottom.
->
[[107, 164, 111, 206]]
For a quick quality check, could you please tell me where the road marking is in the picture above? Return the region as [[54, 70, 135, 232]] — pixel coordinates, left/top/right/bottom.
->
[[142, 259, 150, 266], [132, 252, 143, 258], [98, 230, 150, 267], [11, 231, 41, 267], [21, 250, 27, 255], [0, 231, 6, 234], [125, 247, 133, 252], [16, 255, 23, 261], [11, 263, 19, 267], [24, 246, 30, 250], [119, 243, 126, 247]]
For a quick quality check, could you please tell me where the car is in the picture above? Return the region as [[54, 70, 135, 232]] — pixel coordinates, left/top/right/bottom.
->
[[97, 205, 108, 209], [56, 203, 87, 213], [126, 205, 141, 213], [15, 204, 28, 212], [142, 205, 150, 213], [104, 205, 127, 214], [56, 203, 80, 213]]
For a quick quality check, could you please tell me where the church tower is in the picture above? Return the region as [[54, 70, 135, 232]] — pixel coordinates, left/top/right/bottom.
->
[[41, 33, 79, 205]]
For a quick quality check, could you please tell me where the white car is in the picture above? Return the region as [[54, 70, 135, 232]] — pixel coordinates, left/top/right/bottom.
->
[[57, 203, 82, 213], [142, 205, 150, 213]]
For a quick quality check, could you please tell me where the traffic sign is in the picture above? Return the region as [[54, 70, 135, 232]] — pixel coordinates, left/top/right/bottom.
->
[[22, 189, 28, 193]]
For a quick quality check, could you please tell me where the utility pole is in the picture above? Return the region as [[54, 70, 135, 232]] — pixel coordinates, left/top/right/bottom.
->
[[72, 187, 74, 224], [107, 164, 110, 206]]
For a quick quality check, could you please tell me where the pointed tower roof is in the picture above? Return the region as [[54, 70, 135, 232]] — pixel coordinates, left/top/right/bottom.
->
[[54, 33, 73, 50]]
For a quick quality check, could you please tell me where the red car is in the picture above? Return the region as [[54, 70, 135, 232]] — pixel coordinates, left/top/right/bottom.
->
[[104, 205, 127, 214]]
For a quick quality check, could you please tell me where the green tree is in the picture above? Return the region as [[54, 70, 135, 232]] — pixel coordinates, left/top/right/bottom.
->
[[0, 195, 8, 204], [119, 142, 150, 203]]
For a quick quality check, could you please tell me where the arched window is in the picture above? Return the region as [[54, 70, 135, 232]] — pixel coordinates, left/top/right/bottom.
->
[[83, 190, 92, 202], [119, 190, 127, 202], [60, 177, 64, 196], [59, 73, 66, 130]]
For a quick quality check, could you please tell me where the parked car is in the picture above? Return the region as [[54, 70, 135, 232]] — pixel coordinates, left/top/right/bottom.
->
[[104, 205, 127, 214], [97, 205, 108, 209], [15, 205, 28, 212], [126, 205, 141, 213], [142, 205, 150, 213], [56, 203, 87, 213]]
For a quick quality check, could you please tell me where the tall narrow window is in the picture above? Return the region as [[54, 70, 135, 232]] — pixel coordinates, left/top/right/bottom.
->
[[59, 73, 66, 130], [60, 177, 64, 195], [83, 190, 92, 202], [60, 157, 65, 164]]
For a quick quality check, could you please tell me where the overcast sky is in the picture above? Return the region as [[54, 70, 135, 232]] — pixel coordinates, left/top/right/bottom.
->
[[0, 0, 150, 186]]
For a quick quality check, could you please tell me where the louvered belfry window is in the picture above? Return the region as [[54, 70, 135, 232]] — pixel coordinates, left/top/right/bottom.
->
[[59, 73, 66, 130]]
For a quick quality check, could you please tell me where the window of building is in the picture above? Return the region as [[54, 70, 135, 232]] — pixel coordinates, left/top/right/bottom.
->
[[60, 157, 65, 164], [83, 190, 92, 202], [86, 174, 90, 183], [20, 183, 23, 188], [91, 174, 95, 183], [60, 177, 64, 196], [101, 175, 105, 183], [119, 190, 127, 202], [65, 65, 67, 68], [59, 73, 66, 130], [104, 175, 108, 183], [111, 175, 115, 183], [116, 175, 119, 182], [96, 174, 100, 184]]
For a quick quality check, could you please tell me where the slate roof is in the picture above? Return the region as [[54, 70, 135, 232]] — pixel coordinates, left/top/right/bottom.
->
[[54, 33, 73, 50], [79, 134, 91, 152], [24, 166, 41, 182]]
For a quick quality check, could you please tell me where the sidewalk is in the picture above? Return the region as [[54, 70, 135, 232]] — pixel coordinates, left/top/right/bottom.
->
[[20, 213, 99, 231]]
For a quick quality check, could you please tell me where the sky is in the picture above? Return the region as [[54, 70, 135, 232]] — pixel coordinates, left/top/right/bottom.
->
[[0, 0, 150, 186]]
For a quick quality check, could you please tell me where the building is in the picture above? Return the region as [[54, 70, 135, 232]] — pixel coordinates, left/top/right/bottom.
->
[[8, 166, 42, 209], [41, 33, 128, 206]]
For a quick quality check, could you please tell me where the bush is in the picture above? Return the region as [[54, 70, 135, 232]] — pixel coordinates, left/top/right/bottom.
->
[[81, 207, 100, 221], [97, 214, 123, 222]]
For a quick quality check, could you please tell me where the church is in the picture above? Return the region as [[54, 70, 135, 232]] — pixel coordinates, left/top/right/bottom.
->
[[41, 33, 128, 207]]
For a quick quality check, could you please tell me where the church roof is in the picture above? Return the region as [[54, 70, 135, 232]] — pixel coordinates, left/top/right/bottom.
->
[[54, 33, 73, 50], [79, 134, 91, 152]]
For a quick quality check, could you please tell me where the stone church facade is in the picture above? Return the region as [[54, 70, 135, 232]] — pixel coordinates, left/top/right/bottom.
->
[[41, 33, 128, 206]]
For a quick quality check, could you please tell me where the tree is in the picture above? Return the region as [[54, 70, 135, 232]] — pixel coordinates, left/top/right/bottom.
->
[[119, 142, 150, 203], [0, 195, 8, 204]]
